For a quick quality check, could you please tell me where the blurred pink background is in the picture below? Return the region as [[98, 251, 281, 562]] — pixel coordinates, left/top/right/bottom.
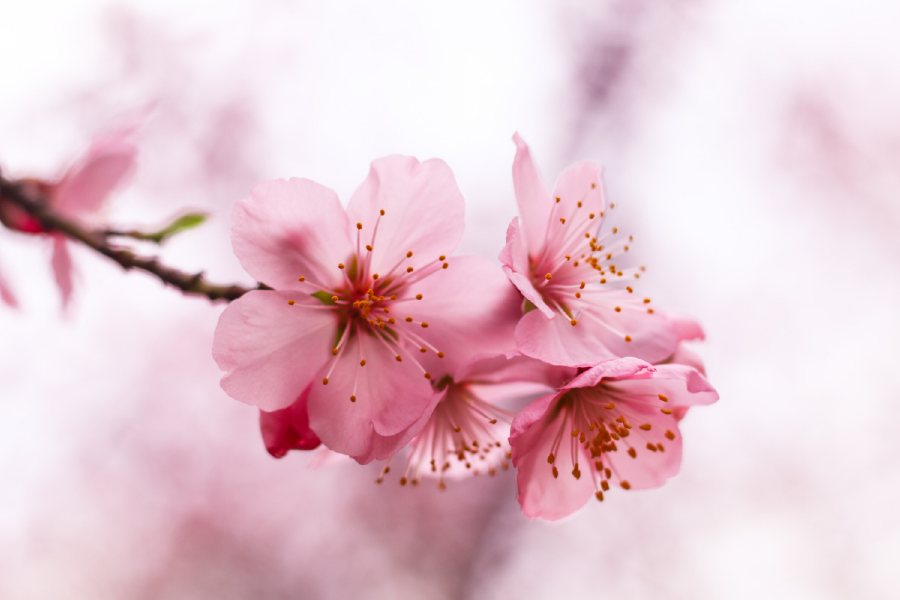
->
[[2, 1, 899, 598]]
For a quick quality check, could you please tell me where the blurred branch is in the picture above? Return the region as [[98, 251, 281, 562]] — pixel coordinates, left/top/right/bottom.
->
[[0, 175, 266, 302]]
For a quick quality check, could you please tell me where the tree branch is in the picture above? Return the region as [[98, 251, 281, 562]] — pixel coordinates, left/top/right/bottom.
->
[[0, 175, 265, 302]]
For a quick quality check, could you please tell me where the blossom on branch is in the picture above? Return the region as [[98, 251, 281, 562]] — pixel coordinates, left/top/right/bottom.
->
[[509, 357, 718, 520], [500, 133, 683, 367], [0, 128, 138, 308], [213, 156, 521, 463]]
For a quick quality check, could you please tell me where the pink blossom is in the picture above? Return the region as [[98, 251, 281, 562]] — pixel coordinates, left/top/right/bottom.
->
[[0, 129, 137, 308], [213, 156, 520, 463], [509, 357, 718, 521], [376, 352, 575, 488], [500, 133, 683, 367]]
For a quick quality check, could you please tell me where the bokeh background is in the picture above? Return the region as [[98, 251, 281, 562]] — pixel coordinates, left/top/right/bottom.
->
[[2, 1, 899, 598]]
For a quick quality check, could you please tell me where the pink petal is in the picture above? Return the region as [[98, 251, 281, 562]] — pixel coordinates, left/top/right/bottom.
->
[[306, 327, 435, 461], [609, 363, 719, 408], [666, 343, 706, 375], [511, 133, 552, 255], [352, 390, 444, 465], [454, 352, 574, 389], [509, 391, 595, 521], [50, 234, 74, 309], [258, 384, 321, 458], [53, 133, 137, 218], [499, 217, 554, 318], [407, 255, 521, 376], [550, 161, 606, 227], [600, 403, 684, 490], [346, 155, 465, 277], [212, 290, 339, 411], [563, 357, 655, 390], [0, 261, 18, 308], [516, 296, 681, 367], [231, 178, 354, 290]]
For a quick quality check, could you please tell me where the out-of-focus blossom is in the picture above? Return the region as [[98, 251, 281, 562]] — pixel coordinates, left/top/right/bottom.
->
[[213, 157, 520, 463], [0, 129, 138, 308], [500, 133, 681, 366], [0, 257, 17, 307], [377, 352, 575, 488], [509, 357, 718, 521]]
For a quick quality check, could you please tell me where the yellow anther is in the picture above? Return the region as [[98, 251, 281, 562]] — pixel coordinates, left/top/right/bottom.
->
[[612, 227, 618, 234], [416, 294, 423, 300], [604, 402, 615, 410], [406, 251, 413, 258], [552, 466, 559, 478], [380, 209, 385, 215], [442, 262, 449, 269], [610, 203, 616, 209], [424, 372, 431, 379], [565, 255, 571, 260], [547, 453, 555, 464], [388, 318, 396, 324], [595, 491, 604, 502], [437, 351, 444, 358], [628, 448, 637, 458], [624, 246, 630, 251], [407, 266, 414, 273], [621, 480, 631, 490], [366, 244, 373, 251], [439, 255, 446, 261], [560, 218, 566, 224], [322, 377, 329, 385], [601, 480, 609, 491], [577, 201, 582, 207], [332, 348, 339, 355], [658, 394, 669, 402], [400, 477, 407, 486], [545, 273, 552, 280], [626, 286, 633, 293], [580, 281, 585, 289], [350, 395, 357, 402], [585, 233, 591, 238], [624, 335, 632, 342], [614, 306, 621, 312], [660, 408, 673, 415], [338, 263, 345, 269], [405, 317, 413, 322], [390, 294, 397, 300], [331, 295, 338, 302], [600, 278, 607, 284], [646, 443, 658, 452], [419, 347, 426, 353], [372, 273, 379, 280], [298, 276, 306, 282], [360, 359, 366, 367], [639, 423, 651, 431], [421, 322, 429, 328], [572, 466, 581, 479], [570, 319, 578, 326], [647, 308, 654, 314], [288, 299, 295, 305], [555, 197, 561, 203], [356, 222, 363, 230], [643, 298, 651, 304], [575, 292, 581, 298], [589, 213, 595, 219], [665, 430, 675, 440], [657, 443, 665, 452], [591, 182, 596, 189], [395, 355, 402, 362]]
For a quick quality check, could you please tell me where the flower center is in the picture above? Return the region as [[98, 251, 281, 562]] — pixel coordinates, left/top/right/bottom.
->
[[376, 382, 513, 489], [545, 386, 677, 501], [287, 210, 449, 403]]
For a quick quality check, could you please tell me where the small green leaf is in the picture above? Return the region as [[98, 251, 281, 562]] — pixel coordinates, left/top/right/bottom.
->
[[311, 290, 337, 305], [138, 213, 208, 244]]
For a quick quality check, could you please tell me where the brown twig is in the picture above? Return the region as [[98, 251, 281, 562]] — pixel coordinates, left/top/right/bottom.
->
[[0, 175, 266, 302]]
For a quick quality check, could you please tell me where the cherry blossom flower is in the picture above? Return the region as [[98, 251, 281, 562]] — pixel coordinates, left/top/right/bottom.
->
[[213, 156, 520, 463], [509, 357, 718, 521], [500, 133, 683, 367], [0, 129, 138, 308], [376, 352, 575, 488]]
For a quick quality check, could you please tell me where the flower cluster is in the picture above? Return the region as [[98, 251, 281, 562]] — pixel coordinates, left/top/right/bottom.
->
[[213, 134, 719, 520]]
